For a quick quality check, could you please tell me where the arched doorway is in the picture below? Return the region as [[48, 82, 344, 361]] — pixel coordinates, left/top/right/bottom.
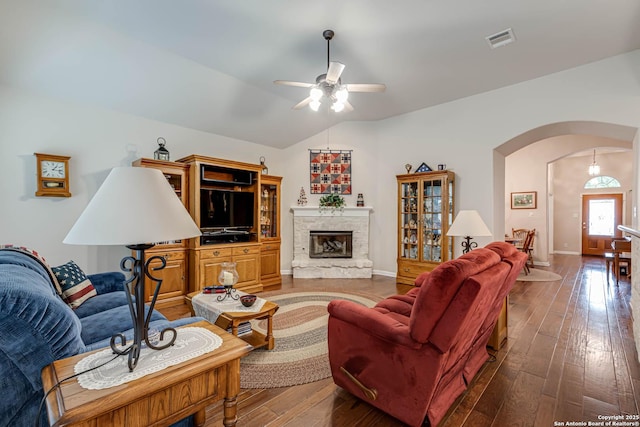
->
[[493, 121, 636, 265]]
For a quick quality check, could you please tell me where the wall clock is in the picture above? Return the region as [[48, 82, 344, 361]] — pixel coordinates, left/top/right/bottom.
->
[[34, 153, 71, 197]]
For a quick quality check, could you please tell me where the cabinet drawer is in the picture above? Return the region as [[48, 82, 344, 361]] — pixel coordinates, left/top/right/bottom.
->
[[261, 243, 279, 252], [232, 246, 260, 256], [156, 251, 185, 261], [397, 261, 426, 281], [200, 248, 233, 259]]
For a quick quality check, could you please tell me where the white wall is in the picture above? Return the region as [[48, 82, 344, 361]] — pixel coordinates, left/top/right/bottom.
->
[[3, 50, 640, 279], [0, 84, 281, 272], [551, 150, 633, 254]]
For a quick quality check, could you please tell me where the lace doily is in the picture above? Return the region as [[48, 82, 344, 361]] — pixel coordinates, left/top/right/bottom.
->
[[191, 291, 267, 323], [74, 327, 222, 390]]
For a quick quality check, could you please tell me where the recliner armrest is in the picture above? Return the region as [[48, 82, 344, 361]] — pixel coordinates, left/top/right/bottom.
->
[[87, 272, 126, 295], [328, 300, 422, 349]]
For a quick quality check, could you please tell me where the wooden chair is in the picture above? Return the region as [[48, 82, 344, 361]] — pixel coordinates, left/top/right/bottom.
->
[[519, 230, 535, 275], [526, 229, 536, 267], [611, 237, 632, 285], [511, 228, 529, 249]]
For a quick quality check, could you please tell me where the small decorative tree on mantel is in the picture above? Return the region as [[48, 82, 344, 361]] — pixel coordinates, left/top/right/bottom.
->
[[319, 193, 346, 213], [297, 187, 308, 206]]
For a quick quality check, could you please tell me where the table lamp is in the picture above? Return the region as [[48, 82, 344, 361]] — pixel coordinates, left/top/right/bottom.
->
[[64, 166, 201, 371], [446, 210, 492, 254]]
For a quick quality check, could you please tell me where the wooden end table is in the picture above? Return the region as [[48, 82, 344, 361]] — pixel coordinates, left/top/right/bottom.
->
[[41, 320, 251, 427], [186, 291, 279, 350]]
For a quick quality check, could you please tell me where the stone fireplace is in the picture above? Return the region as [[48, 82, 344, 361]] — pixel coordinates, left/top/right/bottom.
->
[[291, 206, 372, 278], [309, 231, 353, 259]]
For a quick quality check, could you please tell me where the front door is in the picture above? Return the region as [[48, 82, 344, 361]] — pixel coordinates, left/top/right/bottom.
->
[[581, 193, 623, 255]]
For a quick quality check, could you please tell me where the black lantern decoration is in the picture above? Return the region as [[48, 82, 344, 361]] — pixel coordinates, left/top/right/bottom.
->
[[260, 156, 268, 174], [154, 137, 170, 161]]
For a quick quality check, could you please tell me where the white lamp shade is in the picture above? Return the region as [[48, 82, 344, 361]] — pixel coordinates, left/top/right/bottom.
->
[[446, 210, 492, 237], [64, 167, 201, 246]]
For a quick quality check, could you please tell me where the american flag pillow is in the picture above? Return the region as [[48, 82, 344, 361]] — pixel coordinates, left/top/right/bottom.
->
[[52, 260, 97, 309]]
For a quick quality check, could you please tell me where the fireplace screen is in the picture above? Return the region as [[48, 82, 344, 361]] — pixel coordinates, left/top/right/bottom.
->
[[309, 231, 353, 258]]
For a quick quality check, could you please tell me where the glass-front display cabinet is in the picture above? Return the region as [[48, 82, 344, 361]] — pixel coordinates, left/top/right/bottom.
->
[[259, 175, 282, 288], [260, 177, 280, 239], [132, 158, 190, 307], [397, 170, 455, 285]]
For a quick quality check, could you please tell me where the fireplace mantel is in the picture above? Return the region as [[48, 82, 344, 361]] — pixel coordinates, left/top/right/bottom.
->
[[291, 206, 373, 217], [291, 206, 373, 278]]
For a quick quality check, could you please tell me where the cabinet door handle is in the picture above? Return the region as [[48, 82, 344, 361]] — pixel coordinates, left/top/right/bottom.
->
[[243, 248, 249, 254], [213, 250, 220, 256], [404, 268, 410, 272]]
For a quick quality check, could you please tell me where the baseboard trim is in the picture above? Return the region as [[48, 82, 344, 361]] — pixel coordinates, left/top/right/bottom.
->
[[372, 269, 396, 278], [553, 251, 581, 255], [533, 261, 551, 267], [281, 270, 397, 278]]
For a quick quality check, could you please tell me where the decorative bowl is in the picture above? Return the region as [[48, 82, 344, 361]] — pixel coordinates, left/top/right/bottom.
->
[[240, 294, 257, 307]]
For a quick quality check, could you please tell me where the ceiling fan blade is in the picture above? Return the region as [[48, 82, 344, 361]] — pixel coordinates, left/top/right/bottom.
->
[[345, 83, 386, 93], [343, 100, 354, 112], [274, 80, 314, 88], [325, 62, 345, 85], [293, 96, 313, 110]]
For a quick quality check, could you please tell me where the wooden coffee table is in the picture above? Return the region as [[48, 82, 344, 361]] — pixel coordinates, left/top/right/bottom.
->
[[41, 320, 251, 427], [186, 291, 279, 350]]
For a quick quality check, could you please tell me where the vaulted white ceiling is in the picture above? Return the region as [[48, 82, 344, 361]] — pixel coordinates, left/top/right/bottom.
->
[[2, 0, 640, 148]]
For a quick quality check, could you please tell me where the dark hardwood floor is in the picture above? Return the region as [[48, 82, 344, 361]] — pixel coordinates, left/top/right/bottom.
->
[[160, 254, 639, 426]]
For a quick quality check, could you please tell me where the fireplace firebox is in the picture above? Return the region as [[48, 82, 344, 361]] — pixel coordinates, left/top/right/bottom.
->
[[309, 231, 353, 259]]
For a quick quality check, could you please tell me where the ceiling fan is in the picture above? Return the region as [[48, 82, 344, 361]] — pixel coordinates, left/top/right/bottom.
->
[[274, 29, 386, 113]]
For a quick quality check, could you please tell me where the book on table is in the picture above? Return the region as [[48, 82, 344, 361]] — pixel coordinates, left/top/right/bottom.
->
[[227, 321, 252, 336]]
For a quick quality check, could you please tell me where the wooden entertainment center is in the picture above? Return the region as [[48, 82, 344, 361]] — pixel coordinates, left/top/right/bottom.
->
[[132, 155, 282, 306]]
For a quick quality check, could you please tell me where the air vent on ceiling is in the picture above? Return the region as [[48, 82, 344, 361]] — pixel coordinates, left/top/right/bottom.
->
[[486, 28, 516, 49]]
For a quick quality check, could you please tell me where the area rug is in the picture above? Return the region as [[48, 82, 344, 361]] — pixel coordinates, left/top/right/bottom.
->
[[240, 289, 381, 389], [517, 268, 562, 282]]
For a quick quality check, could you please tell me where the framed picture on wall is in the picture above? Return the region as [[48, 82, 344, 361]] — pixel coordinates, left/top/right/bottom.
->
[[511, 191, 537, 209]]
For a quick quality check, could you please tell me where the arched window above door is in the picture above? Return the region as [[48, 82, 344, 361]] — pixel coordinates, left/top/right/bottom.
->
[[584, 176, 621, 189]]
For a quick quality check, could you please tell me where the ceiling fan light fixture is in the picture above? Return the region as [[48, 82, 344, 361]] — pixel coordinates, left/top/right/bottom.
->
[[335, 86, 349, 103], [310, 87, 323, 101], [275, 29, 385, 113], [588, 149, 600, 176], [309, 100, 321, 111], [331, 102, 345, 113]]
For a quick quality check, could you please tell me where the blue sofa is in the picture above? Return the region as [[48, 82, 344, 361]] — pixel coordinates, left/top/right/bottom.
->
[[0, 248, 200, 427]]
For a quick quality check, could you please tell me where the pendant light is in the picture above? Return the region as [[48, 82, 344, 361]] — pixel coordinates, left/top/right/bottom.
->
[[588, 149, 600, 176]]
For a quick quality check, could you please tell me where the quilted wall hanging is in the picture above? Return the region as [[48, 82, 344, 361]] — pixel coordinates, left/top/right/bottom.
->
[[309, 149, 352, 194]]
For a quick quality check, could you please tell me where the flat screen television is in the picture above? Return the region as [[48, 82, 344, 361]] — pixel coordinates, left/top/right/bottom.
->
[[200, 189, 254, 230]]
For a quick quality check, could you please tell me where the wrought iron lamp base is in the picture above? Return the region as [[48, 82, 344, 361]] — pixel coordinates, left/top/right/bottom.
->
[[460, 236, 478, 254], [110, 244, 177, 372], [217, 285, 239, 302]]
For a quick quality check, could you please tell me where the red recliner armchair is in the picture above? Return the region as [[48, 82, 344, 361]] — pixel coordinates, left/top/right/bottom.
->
[[327, 242, 527, 426]]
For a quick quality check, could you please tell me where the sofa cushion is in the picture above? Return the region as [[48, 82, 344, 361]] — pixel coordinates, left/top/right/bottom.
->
[[79, 304, 166, 346], [0, 246, 62, 295], [52, 260, 98, 308], [73, 291, 130, 319]]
